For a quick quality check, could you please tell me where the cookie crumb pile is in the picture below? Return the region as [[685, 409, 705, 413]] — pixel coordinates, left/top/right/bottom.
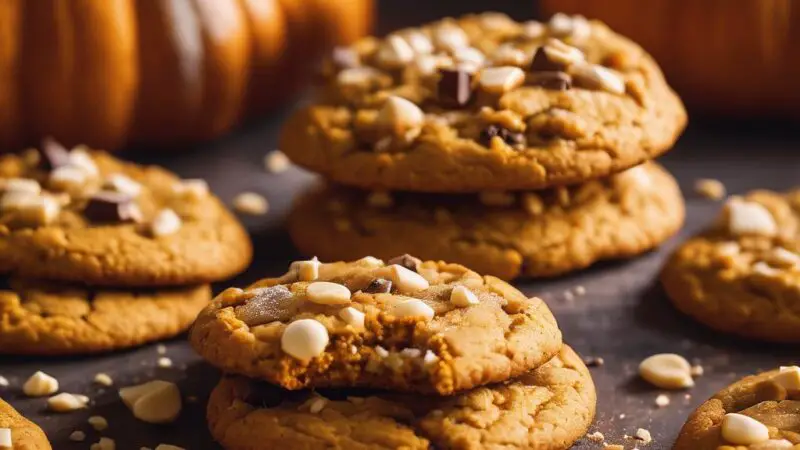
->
[[192, 256, 597, 449], [282, 12, 686, 280]]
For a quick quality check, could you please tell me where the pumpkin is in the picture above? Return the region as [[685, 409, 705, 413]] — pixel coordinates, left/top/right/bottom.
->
[[540, 0, 800, 117], [0, 0, 374, 151]]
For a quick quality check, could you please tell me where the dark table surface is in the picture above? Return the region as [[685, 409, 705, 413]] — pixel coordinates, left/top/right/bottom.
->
[[2, 3, 800, 450]]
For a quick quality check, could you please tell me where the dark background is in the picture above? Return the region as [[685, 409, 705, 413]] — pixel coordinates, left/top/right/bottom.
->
[[1, 2, 799, 449]]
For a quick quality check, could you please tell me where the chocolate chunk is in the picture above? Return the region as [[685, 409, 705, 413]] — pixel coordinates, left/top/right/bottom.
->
[[331, 47, 360, 70], [364, 278, 393, 294], [83, 192, 142, 223], [479, 125, 527, 149], [529, 71, 572, 91], [40, 137, 71, 171], [234, 285, 296, 326], [530, 47, 565, 72], [387, 254, 421, 272], [437, 69, 473, 108]]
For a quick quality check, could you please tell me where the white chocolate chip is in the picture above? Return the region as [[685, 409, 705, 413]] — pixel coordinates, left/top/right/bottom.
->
[[172, 179, 209, 201], [306, 281, 352, 305], [1, 178, 41, 194], [119, 380, 182, 424], [4, 194, 61, 226], [233, 192, 269, 216], [290, 257, 321, 281], [377, 96, 424, 138], [376, 35, 415, 68], [752, 261, 780, 278], [392, 299, 435, 321], [771, 366, 800, 390], [694, 178, 726, 200], [453, 47, 485, 67], [716, 242, 741, 257], [104, 174, 142, 197], [157, 344, 167, 355], [281, 319, 330, 361], [655, 394, 670, 407], [308, 397, 328, 414], [548, 13, 574, 36], [690, 365, 704, 377], [400, 348, 422, 358], [90, 437, 116, 450], [264, 151, 291, 173], [770, 247, 800, 267], [355, 256, 384, 268], [549, 13, 591, 41], [542, 38, 585, 66], [639, 354, 694, 389], [367, 191, 393, 208], [93, 373, 113, 386], [522, 21, 546, 39], [492, 44, 527, 66], [69, 431, 86, 442], [721, 413, 770, 445], [0, 428, 8, 448], [751, 440, 794, 450], [23, 371, 59, 397], [150, 209, 182, 237], [157, 357, 173, 368], [402, 30, 433, 54], [570, 62, 626, 94], [478, 66, 525, 93], [423, 350, 439, 366], [479, 190, 515, 207], [634, 428, 652, 444], [47, 392, 90, 412], [88, 415, 109, 431], [724, 198, 777, 236], [49, 166, 87, 193], [68, 147, 100, 177], [432, 25, 469, 52], [337, 67, 382, 86], [411, 54, 453, 76], [382, 265, 430, 293], [0, 376, 8, 387], [450, 286, 479, 307], [339, 306, 365, 329], [375, 346, 389, 358]]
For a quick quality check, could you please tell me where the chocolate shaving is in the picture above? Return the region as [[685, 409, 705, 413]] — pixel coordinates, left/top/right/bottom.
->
[[437, 69, 473, 108], [83, 192, 142, 223], [479, 125, 526, 149], [387, 254, 421, 272]]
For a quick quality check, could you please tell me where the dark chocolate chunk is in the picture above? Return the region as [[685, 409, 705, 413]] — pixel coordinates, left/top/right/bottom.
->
[[437, 69, 473, 108], [40, 137, 71, 171], [529, 71, 572, 91], [83, 192, 142, 223], [529, 47, 565, 72], [387, 254, 421, 272], [479, 125, 526, 149], [331, 46, 360, 70], [364, 278, 393, 294]]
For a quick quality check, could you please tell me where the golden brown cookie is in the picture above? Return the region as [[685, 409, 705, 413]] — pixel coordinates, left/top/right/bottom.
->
[[0, 143, 252, 286], [0, 279, 211, 355], [288, 162, 684, 280], [208, 345, 595, 450], [279, 13, 686, 192], [661, 190, 800, 343], [191, 257, 562, 395], [0, 398, 51, 450], [674, 366, 800, 449]]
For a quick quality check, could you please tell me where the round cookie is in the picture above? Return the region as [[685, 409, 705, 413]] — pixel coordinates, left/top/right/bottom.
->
[[674, 366, 800, 449], [0, 398, 51, 450], [208, 345, 595, 450], [0, 143, 252, 286], [191, 257, 562, 395], [0, 279, 211, 355], [661, 189, 800, 342], [279, 13, 686, 192], [288, 162, 684, 280]]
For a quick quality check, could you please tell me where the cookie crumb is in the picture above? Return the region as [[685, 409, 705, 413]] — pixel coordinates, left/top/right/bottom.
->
[[563, 290, 575, 302], [574, 285, 586, 296], [635, 428, 652, 444], [156, 344, 167, 355], [694, 178, 726, 200], [94, 373, 113, 387], [619, 413, 626, 419], [69, 430, 86, 442], [233, 192, 269, 216], [655, 394, 670, 407], [23, 371, 59, 397], [0, 376, 8, 387], [264, 151, 291, 174], [88, 415, 109, 431], [48, 393, 90, 412], [586, 431, 605, 443], [157, 357, 173, 368], [690, 364, 704, 377], [90, 437, 116, 450], [585, 357, 605, 367]]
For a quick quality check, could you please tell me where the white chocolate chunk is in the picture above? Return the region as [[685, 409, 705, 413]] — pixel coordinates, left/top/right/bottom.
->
[[400, 348, 422, 358], [392, 299, 435, 321], [339, 306, 365, 329], [90, 437, 116, 450], [1, 178, 41, 194], [725, 199, 777, 236], [337, 67, 382, 86], [150, 209, 182, 237], [478, 66, 525, 93], [69, 430, 86, 442], [119, 380, 182, 424], [233, 192, 269, 216], [48, 392, 90, 412], [638, 354, 694, 389], [290, 257, 320, 281], [377, 96, 424, 138], [105, 173, 142, 197], [770, 247, 800, 266], [172, 179, 209, 200], [771, 366, 800, 390], [375, 346, 389, 358], [570, 63, 626, 94], [306, 281, 352, 305], [423, 350, 439, 366], [308, 397, 328, 414], [752, 261, 780, 278], [264, 151, 291, 173], [23, 371, 59, 397], [453, 47, 485, 67], [721, 413, 770, 445], [377, 35, 415, 67], [382, 265, 430, 293], [492, 44, 527, 66], [750, 440, 794, 450], [157, 357, 172, 368], [522, 21, 546, 39], [94, 373, 113, 386], [355, 256, 384, 268], [402, 30, 433, 54], [49, 166, 88, 193], [432, 25, 469, 52], [281, 319, 330, 361], [0, 429, 10, 449], [88, 415, 109, 431], [412, 54, 453, 76], [548, 13, 574, 36], [542, 38, 585, 67], [450, 286, 479, 307], [68, 147, 100, 177]]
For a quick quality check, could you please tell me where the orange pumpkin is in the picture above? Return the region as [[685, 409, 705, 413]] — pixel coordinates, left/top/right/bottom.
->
[[540, 0, 800, 117], [0, 0, 373, 151]]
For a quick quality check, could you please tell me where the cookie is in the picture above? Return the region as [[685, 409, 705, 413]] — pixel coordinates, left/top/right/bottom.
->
[[279, 12, 686, 192], [661, 190, 800, 342], [208, 345, 595, 450], [288, 162, 684, 280], [0, 279, 211, 355], [674, 366, 800, 449], [0, 398, 51, 450], [191, 257, 562, 395], [0, 142, 252, 286]]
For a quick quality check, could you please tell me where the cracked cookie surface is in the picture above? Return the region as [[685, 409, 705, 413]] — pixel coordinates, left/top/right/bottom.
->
[[0, 398, 51, 450], [674, 367, 800, 450], [288, 162, 684, 280], [280, 12, 686, 192], [191, 257, 562, 395], [661, 189, 800, 342], [0, 148, 252, 286], [0, 279, 210, 355], [207, 345, 595, 450]]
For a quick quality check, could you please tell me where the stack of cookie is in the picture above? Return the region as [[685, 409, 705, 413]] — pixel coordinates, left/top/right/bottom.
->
[[282, 12, 687, 280], [191, 255, 597, 449], [0, 139, 252, 355]]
